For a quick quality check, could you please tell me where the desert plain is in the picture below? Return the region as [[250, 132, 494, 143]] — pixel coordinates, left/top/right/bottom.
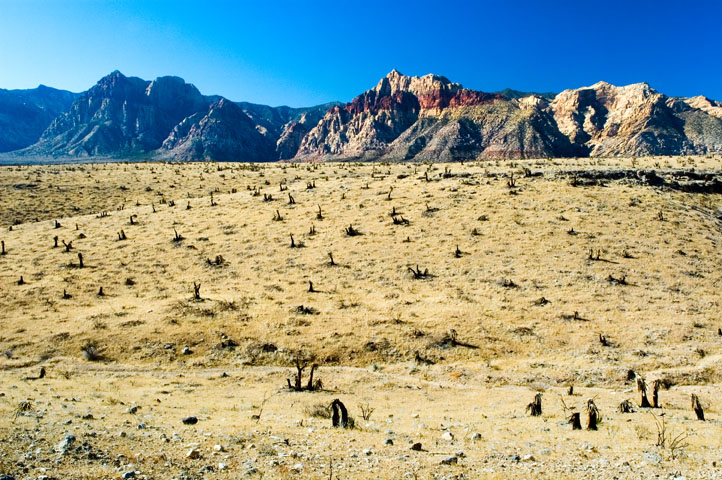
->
[[0, 156, 721, 479]]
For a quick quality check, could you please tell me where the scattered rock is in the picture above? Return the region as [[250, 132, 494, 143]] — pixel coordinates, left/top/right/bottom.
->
[[182, 347, 193, 355], [441, 431, 454, 441], [187, 449, 200, 459], [644, 451, 663, 465], [384, 438, 394, 446], [127, 406, 138, 414], [57, 434, 75, 453], [410, 442, 423, 451], [522, 454, 536, 462], [440, 455, 458, 465], [182, 416, 198, 425], [122, 472, 136, 479]]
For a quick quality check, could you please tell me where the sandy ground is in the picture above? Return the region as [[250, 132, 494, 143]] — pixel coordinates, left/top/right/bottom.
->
[[1, 156, 721, 479]]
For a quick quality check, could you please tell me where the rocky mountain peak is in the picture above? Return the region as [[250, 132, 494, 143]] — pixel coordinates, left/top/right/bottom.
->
[[375, 70, 460, 98], [683, 95, 722, 118]]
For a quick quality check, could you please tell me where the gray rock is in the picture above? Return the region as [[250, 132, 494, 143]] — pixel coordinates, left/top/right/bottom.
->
[[122, 472, 136, 479], [644, 451, 663, 465], [182, 347, 193, 355], [440, 456, 458, 465], [57, 434, 75, 452]]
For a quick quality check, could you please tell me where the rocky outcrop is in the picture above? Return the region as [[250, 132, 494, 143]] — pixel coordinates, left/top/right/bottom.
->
[[29, 71, 210, 156], [295, 70, 572, 161], [0, 85, 78, 152], [682, 96, 722, 118], [238, 101, 340, 159], [551, 82, 691, 156], [161, 98, 275, 162], [297, 72, 722, 161]]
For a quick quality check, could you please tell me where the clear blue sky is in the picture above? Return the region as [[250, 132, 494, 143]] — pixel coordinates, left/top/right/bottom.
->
[[1, 0, 720, 107]]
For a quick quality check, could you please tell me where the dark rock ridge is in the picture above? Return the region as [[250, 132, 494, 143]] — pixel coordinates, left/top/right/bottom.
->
[[8, 71, 338, 162], [0, 85, 78, 152], [161, 98, 275, 162]]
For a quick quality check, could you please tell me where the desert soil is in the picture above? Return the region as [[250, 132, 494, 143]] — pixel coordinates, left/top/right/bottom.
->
[[1, 156, 721, 479]]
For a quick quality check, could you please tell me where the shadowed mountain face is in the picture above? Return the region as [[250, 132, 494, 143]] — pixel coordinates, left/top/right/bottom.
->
[[31, 71, 210, 156], [0, 85, 78, 152], [9, 71, 338, 161], [2, 70, 721, 162], [161, 98, 276, 162]]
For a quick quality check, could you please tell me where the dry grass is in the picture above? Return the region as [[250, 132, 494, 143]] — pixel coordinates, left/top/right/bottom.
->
[[0, 155, 721, 478]]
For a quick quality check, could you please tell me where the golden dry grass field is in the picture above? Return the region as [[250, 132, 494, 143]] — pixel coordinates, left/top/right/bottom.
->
[[0, 156, 721, 479]]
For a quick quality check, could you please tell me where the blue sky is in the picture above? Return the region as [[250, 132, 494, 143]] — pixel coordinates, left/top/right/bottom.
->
[[0, 0, 720, 106]]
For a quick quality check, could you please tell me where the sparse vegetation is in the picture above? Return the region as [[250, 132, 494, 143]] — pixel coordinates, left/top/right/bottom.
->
[[0, 158, 720, 479]]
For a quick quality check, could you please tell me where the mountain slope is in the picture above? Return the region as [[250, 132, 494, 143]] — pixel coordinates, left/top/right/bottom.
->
[[4, 70, 722, 162], [27, 71, 210, 156], [0, 85, 78, 152], [161, 98, 276, 162], [295, 70, 577, 161], [295, 71, 722, 161]]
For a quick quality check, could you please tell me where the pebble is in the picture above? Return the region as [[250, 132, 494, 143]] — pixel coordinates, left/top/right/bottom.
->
[[508, 454, 521, 463], [213, 444, 224, 452], [363, 448, 373, 456], [182, 347, 193, 355], [57, 434, 75, 453], [187, 449, 200, 459], [410, 442, 423, 451], [522, 454, 536, 462], [127, 406, 138, 414], [384, 438, 394, 446], [182, 416, 198, 425], [644, 451, 662, 465], [470, 432, 482, 441], [218, 462, 228, 471], [440, 455, 458, 465], [122, 472, 136, 479], [441, 431, 454, 441]]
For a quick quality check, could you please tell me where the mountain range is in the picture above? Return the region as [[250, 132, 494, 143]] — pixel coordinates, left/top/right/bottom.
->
[[1, 70, 721, 162]]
